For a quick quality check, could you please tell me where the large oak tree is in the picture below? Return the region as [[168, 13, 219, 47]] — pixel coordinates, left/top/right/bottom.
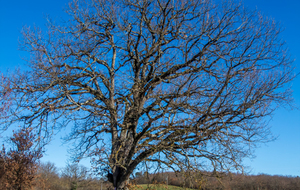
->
[[0, 0, 294, 189]]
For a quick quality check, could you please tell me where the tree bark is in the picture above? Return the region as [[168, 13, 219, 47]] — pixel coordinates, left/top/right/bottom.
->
[[113, 168, 130, 190]]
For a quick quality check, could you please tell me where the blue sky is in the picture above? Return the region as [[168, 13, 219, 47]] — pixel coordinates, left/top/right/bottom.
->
[[0, 0, 299, 176]]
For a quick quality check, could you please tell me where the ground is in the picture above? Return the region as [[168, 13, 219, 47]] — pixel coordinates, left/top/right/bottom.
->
[[131, 184, 194, 190]]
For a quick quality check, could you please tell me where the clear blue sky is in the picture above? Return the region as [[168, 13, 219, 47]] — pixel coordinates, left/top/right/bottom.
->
[[0, 0, 299, 176]]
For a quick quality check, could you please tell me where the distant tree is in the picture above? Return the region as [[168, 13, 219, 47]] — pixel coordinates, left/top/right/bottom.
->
[[35, 161, 61, 190], [0, 127, 42, 190], [0, 0, 294, 189], [135, 172, 143, 179], [61, 164, 94, 190]]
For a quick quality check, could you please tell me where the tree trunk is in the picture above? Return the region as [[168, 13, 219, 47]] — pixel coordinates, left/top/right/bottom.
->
[[112, 166, 130, 190], [116, 181, 129, 190]]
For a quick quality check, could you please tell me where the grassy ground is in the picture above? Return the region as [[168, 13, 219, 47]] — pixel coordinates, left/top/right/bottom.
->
[[130, 184, 194, 190]]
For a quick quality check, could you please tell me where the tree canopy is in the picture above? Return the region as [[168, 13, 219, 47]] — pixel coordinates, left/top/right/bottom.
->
[[0, 0, 294, 189]]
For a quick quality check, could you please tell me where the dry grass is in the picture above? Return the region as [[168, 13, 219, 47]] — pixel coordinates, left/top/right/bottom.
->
[[130, 184, 194, 190]]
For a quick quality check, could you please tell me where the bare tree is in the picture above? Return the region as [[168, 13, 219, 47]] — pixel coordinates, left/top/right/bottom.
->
[[61, 164, 94, 190], [0, 0, 294, 189], [35, 162, 61, 190]]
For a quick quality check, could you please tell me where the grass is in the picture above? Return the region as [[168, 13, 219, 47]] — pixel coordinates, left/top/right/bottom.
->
[[130, 184, 194, 190]]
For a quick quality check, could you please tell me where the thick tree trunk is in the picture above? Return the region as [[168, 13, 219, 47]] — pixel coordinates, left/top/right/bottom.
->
[[112, 166, 131, 190]]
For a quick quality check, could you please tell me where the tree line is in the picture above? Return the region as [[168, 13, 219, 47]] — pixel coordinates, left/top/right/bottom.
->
[[133, 171, 300, 190]]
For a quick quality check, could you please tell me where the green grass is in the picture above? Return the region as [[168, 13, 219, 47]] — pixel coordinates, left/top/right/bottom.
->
[[131, 184, 194, 190]]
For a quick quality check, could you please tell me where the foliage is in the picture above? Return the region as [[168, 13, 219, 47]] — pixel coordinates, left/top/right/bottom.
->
[[0, 0, 294, 189], [0, 127, 42, 190]]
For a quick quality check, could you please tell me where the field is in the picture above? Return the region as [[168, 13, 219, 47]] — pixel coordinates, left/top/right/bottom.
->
[[131, 184, 194, 190]]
